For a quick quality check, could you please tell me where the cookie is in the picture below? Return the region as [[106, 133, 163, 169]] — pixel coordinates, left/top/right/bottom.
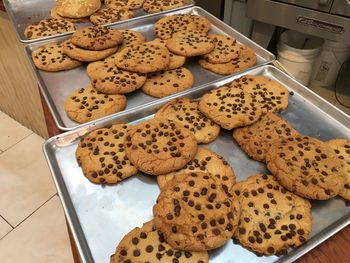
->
[[155, 98, 220, 143], [141, 67, 194, 98], [157, 147, 236, 192], [230, 75, 289, 113], [63, 41, 118, 62], [115, 43, 170, 73], [55, 0, 101, 18], [105, 0, 145, 10], [147, 38, 186, 70], [202, 34, 241, 64], [166, 31, 215, 57], [266, 136, 344, 200], [326, 139, 350, 200], [71, 26, 124, 51], [111, 220, 209, 263], [76, 124, 137, 184], [232, 174, 312, 256], [198, 86, 263, 130], [198, 45, 257, 75], [119, 30, 145, 50], [125, 119, 198, 175], [64, 85, 127, 123], [87, 60, 146, 94], [50, 7, 90, 23], [232, 113, 299, 162], [90, 8, 134, 26], [32, 42, 82, 72], [143, 0, 185, 13], [24, 18, 75, 40], [153, 172, 240, 251]]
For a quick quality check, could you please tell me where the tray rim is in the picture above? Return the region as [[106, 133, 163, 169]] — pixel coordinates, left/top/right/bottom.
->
[[4, 0, 196, 44], [24, 5, 276, 132], [43, 64, 350, 263]]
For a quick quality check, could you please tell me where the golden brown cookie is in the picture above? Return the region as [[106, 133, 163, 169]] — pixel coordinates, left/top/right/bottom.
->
[[232, 174, 312, 256], [111, 220, 209, 263], [232, 113, 299, 162], [105, 0, 145, 10], [24, 18, 75, 40], [143, 0, 185, 13], [155, 98, 220, 144], [266, 136, 344, 200], [198, 86, 262, 130], [157, 147, 236, 192], [90, 8, 134, 26], [230, 75, 289, 113], [64, 85, 127, 123], [326, 139, 350, 200], [50, 6, 90, 23], [76, 124, 138, 184], [153, 172, 240, 251], [125, 119, 198, 175], [55, 0, 101, 18], [141, 67, 194, 98]]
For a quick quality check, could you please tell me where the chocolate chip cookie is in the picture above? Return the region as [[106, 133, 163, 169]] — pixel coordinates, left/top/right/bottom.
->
[[105, 0, 145, 10], [90, 8, 134, 26], [119, 30, 145, 50], [24, 18, 75, 40], [143, 0, 185, 13]]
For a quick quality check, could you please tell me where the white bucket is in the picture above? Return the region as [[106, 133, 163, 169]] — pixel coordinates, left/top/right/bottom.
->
[[310, 40, 350, 87], [277, 30, 324, 86]]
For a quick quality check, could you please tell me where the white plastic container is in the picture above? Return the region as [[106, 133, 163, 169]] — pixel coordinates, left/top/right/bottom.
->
[[310, 40, 350, 87], [277, 30, 324, 86]]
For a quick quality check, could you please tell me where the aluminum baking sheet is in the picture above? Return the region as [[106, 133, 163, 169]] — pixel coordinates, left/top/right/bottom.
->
[[44, 65, 350, 263], [4, 0, 195, 43], [24, 6, 275, 131]]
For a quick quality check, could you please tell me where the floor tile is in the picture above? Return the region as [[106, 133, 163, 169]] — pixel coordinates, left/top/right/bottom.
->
[[0, 217, 12, 239], [0, 196, 74, 263], [0, 111, 32, 151], [0, 133, 56, 226]]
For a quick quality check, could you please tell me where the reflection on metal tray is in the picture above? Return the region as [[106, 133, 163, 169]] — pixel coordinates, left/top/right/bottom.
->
[[4, 0, 195, 43], [24, 6, 275, 131], [44, 65, 350, 263]]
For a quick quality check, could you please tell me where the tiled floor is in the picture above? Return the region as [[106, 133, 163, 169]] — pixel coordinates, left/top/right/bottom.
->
[[0, 111, 73, 262]]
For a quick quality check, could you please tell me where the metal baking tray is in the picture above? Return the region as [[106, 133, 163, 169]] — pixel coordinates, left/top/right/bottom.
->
[[24, 6, 275, 131], [4, 0, 195, 43], [44, 65, 350, 263]]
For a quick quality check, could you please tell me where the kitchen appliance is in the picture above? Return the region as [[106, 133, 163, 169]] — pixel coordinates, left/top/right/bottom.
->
[[246, 0, 350, 44]]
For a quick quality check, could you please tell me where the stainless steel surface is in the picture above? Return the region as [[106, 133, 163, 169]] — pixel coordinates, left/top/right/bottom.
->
[[44, 65, 350, 263], [4, 0, 194, 43], [24, 6, 275, 131], [247, 0, 350, 43], [276, 0, 333, 12], [331, 0, 350, 17]]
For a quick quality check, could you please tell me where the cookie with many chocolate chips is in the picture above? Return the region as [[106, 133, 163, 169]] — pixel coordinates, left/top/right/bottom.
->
[[326, 139, 350, 200], [119, 30, 145, 50], [230, 75, 289, 113], [153, 172, 240, 251], [198, 86, 262, 130], [233, 113, 299, 162], [87, 60, 147, 94], [266, 136, 344, 200], [155, 98, 220, 143], [111, 220, 208, 263], [105, 0, 145, 10], [24, 18, 75, 40], [76, 124, 137, 184], [157, 147, 235, 191], [71, 26, 124, 51], [90, 8, 134, 26], [64, 85, 127, 123], [198, 45, 257, 75], [202, 34, 241, 64], [143, 0, 185, 13], [115, 43, 170, 73], [63, 41, 118, 62], [142, 67, 194, 98], [166, 31, 214, 57], [50, 7, 90, 23], [125, 119, 198, 175], [147, 38, 186, 70], [55, 0, 101, 18], [32, 42, 82, 72], [232, 174, 312, 256]]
